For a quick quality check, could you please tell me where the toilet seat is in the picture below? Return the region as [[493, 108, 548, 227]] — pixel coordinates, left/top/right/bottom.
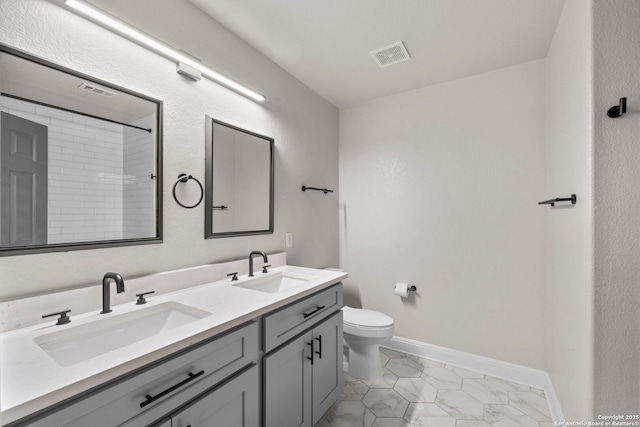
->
[[342, 306, 394, 339], [343, 306, 393, 328]]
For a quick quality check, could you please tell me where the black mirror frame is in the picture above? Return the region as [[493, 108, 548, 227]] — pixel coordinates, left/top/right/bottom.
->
[[0, 44, 163, 256], [204, 116, 274, 239]]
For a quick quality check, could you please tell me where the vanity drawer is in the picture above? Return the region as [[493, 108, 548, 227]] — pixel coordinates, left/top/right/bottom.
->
[[263, 283, 342, 353], [21, 321, 258, 427]]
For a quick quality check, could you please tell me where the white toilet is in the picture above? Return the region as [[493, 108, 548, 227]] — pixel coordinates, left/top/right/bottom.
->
[[342, 306, 394, 380]]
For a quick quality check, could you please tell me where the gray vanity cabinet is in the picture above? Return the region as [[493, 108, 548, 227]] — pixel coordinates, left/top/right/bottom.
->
[[12, 322, 258, 427], [263, 310, 343, 427]]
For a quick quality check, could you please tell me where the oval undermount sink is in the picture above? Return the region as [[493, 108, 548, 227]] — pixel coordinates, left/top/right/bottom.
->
[[34, 302, 211, 367], [233, 272, 317, 294]]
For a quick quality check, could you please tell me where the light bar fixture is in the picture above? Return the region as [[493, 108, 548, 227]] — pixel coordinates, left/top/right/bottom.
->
[[65, 0, 265, 102]]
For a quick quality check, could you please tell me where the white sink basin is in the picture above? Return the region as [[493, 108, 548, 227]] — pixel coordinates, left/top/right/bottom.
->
[[34, 302, 211, 367], [234, 272, 317, 294]]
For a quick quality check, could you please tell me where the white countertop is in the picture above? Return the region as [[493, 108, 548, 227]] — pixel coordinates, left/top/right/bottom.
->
[[0, 265, 347, 425]]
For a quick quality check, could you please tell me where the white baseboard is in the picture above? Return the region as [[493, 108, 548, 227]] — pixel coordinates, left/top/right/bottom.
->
[[383, 336, 565, 422]]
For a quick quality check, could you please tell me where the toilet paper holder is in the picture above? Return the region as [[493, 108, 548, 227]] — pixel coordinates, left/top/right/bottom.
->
[[393, 284, 417, 292]]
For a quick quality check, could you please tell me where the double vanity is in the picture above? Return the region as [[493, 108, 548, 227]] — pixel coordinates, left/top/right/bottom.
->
[[0, 259, 346, 427]]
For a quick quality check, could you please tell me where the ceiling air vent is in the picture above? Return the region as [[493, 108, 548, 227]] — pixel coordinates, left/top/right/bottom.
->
[[370, 41, 411, 68], [78, 82, 116, 97]]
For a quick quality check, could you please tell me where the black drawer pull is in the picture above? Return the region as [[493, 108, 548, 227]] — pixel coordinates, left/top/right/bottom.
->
[[303, 305, 325, 319], [140, 370, 205, 408], [315, 335, 322, 359]]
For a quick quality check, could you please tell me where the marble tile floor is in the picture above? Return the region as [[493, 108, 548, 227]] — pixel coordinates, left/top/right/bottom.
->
[[316, 347, 553, 427]]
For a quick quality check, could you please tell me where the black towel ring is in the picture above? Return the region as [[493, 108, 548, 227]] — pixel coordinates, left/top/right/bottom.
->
[[173, 173, 203, 209]]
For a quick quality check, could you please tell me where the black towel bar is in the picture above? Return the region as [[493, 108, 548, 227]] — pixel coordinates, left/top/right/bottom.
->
[[301, 185, 333, 194], [538, 194, 577, 207]]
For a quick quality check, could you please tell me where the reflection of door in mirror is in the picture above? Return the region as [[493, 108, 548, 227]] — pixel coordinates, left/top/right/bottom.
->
[[0, 112, 48, 246]]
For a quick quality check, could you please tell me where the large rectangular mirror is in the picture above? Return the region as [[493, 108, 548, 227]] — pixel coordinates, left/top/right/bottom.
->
[[0, 45, 163, 256], [205, 117, 273, 238]]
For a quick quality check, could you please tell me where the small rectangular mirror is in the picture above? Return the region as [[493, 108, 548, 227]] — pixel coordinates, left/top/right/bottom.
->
[[205, 117, 274, 238], [0, 45, 163, 256]]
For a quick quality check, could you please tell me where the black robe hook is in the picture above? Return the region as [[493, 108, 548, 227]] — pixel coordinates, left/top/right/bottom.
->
[[607, 97, 627, 118]]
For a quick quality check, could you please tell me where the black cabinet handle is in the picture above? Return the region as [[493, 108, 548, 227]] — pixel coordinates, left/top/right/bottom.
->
[[140, 370, 205, 408], [307, 340, 314, 365], [315, 335, 322, 359], [303, 305, 325, 319]]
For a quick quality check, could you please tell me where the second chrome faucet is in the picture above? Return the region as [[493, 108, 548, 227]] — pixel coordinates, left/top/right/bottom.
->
[[248, 251, 268, 277]]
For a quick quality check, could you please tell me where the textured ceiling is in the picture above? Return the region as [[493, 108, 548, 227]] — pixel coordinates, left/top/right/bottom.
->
[[188, 0, 566, 107]]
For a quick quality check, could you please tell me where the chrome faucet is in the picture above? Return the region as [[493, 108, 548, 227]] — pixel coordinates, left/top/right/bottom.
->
[[248, 251, 268, 277], [101, 272, 125, 314]]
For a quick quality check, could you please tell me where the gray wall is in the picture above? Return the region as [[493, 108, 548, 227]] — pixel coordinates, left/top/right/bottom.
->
[[593, 0, 640, 415], [339, 60, 547, 370]]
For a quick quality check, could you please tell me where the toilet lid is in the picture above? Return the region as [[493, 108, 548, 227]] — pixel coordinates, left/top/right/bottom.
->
[[343, 306, 393, 328]]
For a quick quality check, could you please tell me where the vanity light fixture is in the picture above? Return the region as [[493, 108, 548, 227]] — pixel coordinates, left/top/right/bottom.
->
[[64, 0, 266, 102]]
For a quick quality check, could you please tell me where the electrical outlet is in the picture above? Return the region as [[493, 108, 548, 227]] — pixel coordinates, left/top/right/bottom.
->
[[285, 232, 293, 248]]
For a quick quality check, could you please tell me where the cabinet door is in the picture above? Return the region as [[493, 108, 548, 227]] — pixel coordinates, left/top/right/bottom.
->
[[170, 365, 259, 427], [311, 311, 343, 425], [264, 331, 313, 427]]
